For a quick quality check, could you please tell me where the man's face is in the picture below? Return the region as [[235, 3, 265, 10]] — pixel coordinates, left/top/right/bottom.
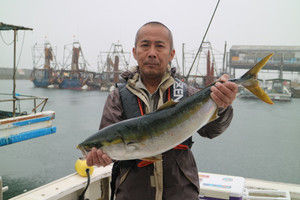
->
[[133, 25, 175, 80]]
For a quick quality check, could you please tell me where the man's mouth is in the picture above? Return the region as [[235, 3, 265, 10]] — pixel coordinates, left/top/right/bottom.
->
[[144, 62, 159, 66]]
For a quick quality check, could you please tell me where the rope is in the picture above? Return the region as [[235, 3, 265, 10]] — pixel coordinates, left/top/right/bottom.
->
[[16, 31, 26, 68], [0, 32, 14, 45], [0, 30, 26, 69]]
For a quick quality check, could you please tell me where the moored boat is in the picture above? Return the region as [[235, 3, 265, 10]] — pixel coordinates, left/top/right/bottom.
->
[[0, 93, 56, 146], [0, 22, 56, 198], [97, 42, 131, 91], [59, 41, 95, 90], [291, 86, 300, 98], [0, 22, 56, 146], [31, 42, 60, 88], [265, 78, 292, 102]]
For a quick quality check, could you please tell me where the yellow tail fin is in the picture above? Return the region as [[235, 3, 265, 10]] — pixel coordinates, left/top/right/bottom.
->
[[240, 54, 274, 104]]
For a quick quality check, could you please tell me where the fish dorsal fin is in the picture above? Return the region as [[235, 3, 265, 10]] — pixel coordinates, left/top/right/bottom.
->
[[157, 100, 178, 111]]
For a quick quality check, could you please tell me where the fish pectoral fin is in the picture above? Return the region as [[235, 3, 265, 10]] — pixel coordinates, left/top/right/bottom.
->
[[141, 156, 162, 162], [127, 141, 144, 151], [157, 100, 178, 111], [127, 142, 138, 150], [208, 109, 219, 123]]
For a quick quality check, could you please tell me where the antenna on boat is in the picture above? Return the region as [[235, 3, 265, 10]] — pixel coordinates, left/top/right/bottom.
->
[[185, 0, 220, 81]]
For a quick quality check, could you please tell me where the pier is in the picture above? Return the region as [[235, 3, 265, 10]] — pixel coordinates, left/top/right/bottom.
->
[[229, 45, 300, 78]]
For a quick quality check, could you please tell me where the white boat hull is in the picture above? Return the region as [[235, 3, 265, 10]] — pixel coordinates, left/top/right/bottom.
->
[[0, 111, 56, 146]]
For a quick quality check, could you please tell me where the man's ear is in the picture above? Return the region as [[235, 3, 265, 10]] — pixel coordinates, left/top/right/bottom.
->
[[169, 49, 175, 62], [132, 47, 137, 60]]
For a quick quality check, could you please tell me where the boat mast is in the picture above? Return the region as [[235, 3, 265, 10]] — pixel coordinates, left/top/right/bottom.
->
[[0, 22, 33, 117], [222, 41, 227, 74], [13, 28, 16, 115]]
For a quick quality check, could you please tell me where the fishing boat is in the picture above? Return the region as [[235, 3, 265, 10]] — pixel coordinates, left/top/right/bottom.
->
[[0, 22, 56, 146], [4, 165, 300, 200], [265, 78, 292, 102], [291, 86, 300, 98], [59, 41, 95, 90], [183, 42, 222, 89], [97, 42, 131, 91], [0, 93, 56, 147], [31, 42, 60, 88]]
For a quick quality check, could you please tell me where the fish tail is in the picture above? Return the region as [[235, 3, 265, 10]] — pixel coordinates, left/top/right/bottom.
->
[[239, 54, 274, 104]]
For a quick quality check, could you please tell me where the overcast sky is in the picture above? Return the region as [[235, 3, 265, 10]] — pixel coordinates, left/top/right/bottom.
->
[[1, 0, 300, 77]]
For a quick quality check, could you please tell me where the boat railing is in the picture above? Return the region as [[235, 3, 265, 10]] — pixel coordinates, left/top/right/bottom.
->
[[0, 93, 49, 116]]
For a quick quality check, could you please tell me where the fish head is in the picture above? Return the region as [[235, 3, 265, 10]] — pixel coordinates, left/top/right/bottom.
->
[[76, 133, 128, 159], [76, 138, 104, 157]]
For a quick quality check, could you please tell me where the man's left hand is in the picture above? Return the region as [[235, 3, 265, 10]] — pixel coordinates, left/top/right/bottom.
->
[[210, 74, 238, 108]]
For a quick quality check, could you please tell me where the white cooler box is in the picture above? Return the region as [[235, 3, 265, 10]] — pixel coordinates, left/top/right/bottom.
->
[[199, 172, 245, 200]]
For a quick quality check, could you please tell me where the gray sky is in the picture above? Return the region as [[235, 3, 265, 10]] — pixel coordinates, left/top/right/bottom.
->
[[1, 0, 300, 76]]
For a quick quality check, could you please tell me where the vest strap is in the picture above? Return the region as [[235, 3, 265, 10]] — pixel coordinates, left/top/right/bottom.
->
[[137, 97, 144, 116], [137, 144, 189, 167]]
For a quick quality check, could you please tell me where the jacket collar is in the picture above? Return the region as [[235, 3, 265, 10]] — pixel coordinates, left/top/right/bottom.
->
[[124, 65, 175, 113]]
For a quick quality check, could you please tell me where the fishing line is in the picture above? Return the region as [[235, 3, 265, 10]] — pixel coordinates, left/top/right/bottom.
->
[[186, 0, 221, 80]]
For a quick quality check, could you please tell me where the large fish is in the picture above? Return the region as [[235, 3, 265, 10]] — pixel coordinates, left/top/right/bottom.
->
[[77, 54, 274, 161]]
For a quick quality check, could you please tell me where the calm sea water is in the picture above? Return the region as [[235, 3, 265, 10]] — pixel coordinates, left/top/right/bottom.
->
[[1, 80, 300, 199]]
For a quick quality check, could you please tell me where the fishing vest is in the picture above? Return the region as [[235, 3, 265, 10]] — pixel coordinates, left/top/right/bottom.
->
[[117, 78, 188, 119], [110, 78, 193, 200]]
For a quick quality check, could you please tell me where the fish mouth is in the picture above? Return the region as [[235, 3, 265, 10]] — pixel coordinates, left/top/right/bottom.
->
[[77, 145, 90, 158], [79, 156, 87, 161]]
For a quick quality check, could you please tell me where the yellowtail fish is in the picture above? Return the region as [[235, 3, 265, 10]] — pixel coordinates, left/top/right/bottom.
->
[[77, 54, 273, 161]]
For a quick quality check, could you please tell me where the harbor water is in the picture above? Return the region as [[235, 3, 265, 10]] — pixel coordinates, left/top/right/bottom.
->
[[1, 79, 300, 199]]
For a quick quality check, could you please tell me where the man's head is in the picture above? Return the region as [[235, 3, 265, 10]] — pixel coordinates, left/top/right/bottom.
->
[[134, 21, 174, 51], [133, 22, 175, 81]]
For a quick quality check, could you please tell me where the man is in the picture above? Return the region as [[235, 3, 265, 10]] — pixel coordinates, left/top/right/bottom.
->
[[87, 21, 238, 200]]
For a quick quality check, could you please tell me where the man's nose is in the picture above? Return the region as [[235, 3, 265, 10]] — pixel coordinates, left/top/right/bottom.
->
[[148, 46, 157, 58]]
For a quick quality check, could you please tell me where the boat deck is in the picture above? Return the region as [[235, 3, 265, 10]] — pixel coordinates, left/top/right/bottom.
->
[[5, 165, 300, 200]]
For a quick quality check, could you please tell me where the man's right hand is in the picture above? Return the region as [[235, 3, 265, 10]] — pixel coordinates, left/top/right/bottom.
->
[[86, 147, 113, 167]]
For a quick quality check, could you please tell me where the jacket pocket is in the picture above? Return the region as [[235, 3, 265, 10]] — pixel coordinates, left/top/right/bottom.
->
[[173, 150, 200, 193]]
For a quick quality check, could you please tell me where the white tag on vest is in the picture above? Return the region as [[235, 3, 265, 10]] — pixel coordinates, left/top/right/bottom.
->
[[173, 81, 184, 102]]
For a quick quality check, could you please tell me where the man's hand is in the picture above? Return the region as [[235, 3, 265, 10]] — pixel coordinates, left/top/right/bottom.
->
[[86, 147, 112, 167], [210, 74, 238, 108]]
